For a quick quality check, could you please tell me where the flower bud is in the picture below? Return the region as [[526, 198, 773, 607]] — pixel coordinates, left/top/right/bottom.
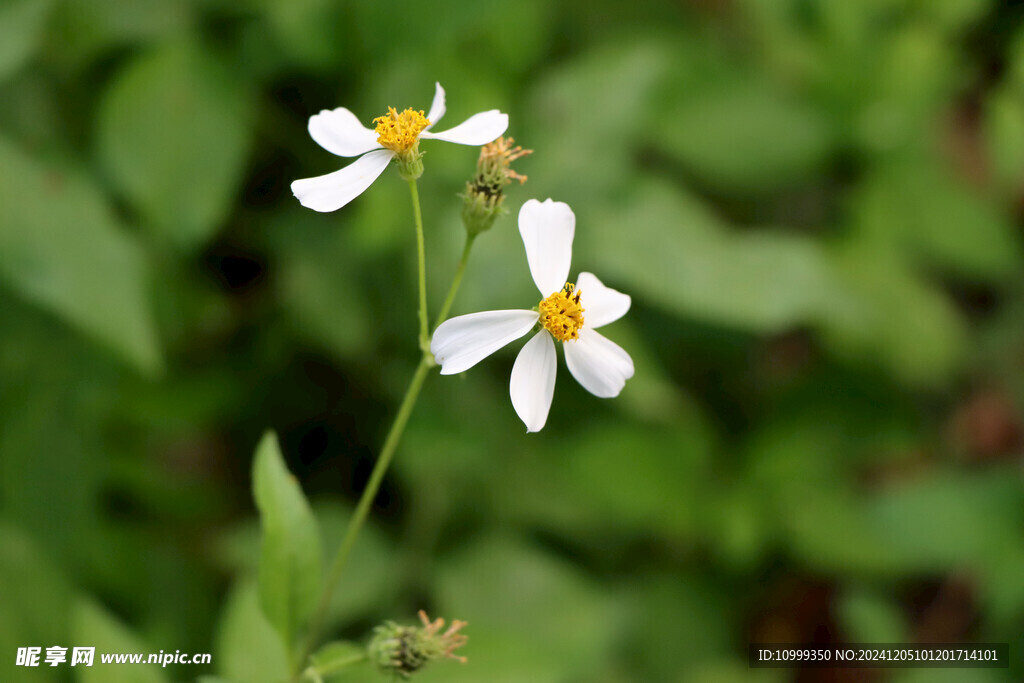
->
[[367, 610, 468, 678], [461, 137, 532, 235]]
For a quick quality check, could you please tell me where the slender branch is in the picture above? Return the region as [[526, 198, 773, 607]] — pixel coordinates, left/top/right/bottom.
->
[[433, 234, 476, 330], [408, 178, 430, 349], [294, 356, 433, 678], [293, 176, 437, 677], [303, 652, 367, 680]]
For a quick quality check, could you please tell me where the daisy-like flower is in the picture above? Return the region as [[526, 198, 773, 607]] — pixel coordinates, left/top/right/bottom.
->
[[431, 199, 634, 432], [291, 82, 509, 212]]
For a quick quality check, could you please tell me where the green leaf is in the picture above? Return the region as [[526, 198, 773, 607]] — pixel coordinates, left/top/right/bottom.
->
[[784, 469, 1024, 579], [268, 217, 371, 359], [781, 490, 906, 575], [909, 0, 989, 31], [820, 242, 966, 386], [213, 579, 290, 683], [556, 423, 713, 535], [984, 86, 1024, 197], [707, 482, 770, 569], [0, 137, 161, 375], [0, 0, 52, 83], [96, 39, 250, 249], [525, 40, 675, 199], [213, 500, 396, 628], [866, 470, 1024, 571], [1008, 24, 1024, 89], [264, 0, 348, 70], [315, 502, 397, 626], [851, 160, 1021, 282], [837, 587, 908, 642], [587, 181, 835, 332], [742, 408, 908, 573], [0, 522, 74, 678], [412, 628, 566, 683], [252, 431, 323, 649], [432, 536, 614, 678], [47, 0, 192, 69], [602, 323, 694, 424], [350, 0, 548, 80], [980, 545, 1024, 625], [654, 80, 833, 191], [617, 576, 732, 680], [0, 358, 104, 571], [71, 598, 169, 683], [306, 641, 368, 680]]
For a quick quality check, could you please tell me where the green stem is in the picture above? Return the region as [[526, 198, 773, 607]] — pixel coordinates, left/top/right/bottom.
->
[[408, 178, 430, 349], [303, 652, 367, 680], [433, 234, 476, 330], [294, 355, 434, 679], [292, 179, 438, 679]]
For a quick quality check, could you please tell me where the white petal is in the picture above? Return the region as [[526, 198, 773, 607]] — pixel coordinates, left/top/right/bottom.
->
[[420, 110, 509, 145], [291, 149, 393, 213], [510, 331, 557, 433], [308, 107, 381, 157], [518, 199, 575, 296], [425, 82, 446, 129], [431, 309, 539, 375], [576, 272, 631, 329], [563, 328, 634, 399]]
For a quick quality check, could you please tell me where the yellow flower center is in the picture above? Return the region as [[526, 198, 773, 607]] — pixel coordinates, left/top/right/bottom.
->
[[538, 282, 585, 342], [373, 107, 430, 154]]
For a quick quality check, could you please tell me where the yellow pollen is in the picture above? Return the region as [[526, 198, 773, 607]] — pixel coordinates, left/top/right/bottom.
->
[[538, 282, 585, 342], [373, 107, 430, 154]]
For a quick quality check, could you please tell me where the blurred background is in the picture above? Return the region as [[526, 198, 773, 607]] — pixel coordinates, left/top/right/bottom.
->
[[2, 0, 1024, 681]]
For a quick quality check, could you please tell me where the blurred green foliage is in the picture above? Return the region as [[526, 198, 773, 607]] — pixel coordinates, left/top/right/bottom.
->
[[2, 0, 1024, 681]]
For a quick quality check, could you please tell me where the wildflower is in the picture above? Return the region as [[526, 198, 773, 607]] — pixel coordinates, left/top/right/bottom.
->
[[461, 136, 532, 235], [431, 199, 633, 432], [292, 82, 509, 212], [367, 610, 468, 678]]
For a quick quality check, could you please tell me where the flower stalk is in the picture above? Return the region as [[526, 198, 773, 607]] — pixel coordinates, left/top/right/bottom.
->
[[288, 96, 523, 679], [436, 137, 532, 329], [408, 178, 430, 350], [434, 234, 476, 330], [294, 178, 439, 677], [295, 355, 433, 679]]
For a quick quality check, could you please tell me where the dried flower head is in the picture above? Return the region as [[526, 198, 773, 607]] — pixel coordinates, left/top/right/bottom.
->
[[367, 610, 468, 678], [462, 137, 533, 235]]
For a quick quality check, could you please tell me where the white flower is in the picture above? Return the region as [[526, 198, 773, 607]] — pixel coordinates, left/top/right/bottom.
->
[[431, 199, 634, 432], [291, 82, 509, 212]]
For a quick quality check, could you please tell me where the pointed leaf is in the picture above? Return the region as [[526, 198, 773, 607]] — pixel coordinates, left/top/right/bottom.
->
[[852, 161, 1020, 282], [96, 40, 250, 249], [71, 598, 169, 683], [0, 0, 52, 83], [654, 79, 833, 191], [0, 137, 161, 375], [308, 641, 369, 680], [0, 522, 74, 669], [252, 431, 323, 648], [213, 579, 289, 683], [587, 182, 834, 333]]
